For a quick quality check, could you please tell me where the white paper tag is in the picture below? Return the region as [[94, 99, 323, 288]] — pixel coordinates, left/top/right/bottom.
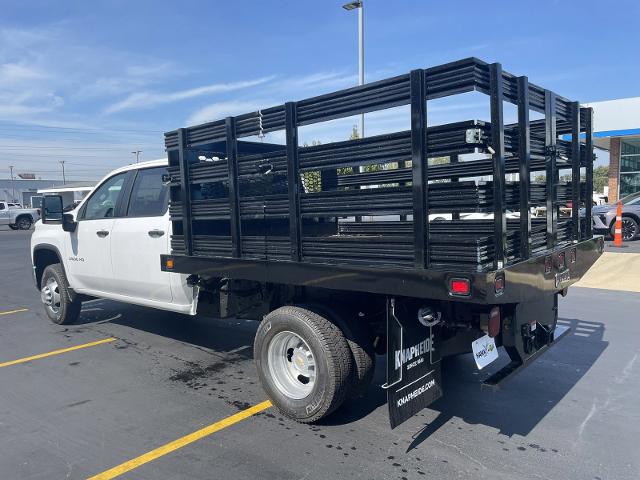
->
[[471, 335, 499, 370]]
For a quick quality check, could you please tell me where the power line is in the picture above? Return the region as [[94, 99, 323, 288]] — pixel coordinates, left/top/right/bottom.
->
[[0, 123, 165, 134], [0, 145, 160, 151]]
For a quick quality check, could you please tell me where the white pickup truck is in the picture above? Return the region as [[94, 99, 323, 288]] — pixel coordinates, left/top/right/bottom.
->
[[31, 160, 196, 325], [0, 201, 40, 230]]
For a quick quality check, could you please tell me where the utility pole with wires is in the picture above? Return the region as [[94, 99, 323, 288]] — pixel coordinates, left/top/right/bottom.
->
[[59, 160, 66, 185], [131, 150, 142, 163], [9, 165, 16, 202]]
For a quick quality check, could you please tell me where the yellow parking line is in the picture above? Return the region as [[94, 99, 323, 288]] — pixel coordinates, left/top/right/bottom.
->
[[0, 338, 116, 368], [87, 400, 273, 480], [0, 308, 29, 316]]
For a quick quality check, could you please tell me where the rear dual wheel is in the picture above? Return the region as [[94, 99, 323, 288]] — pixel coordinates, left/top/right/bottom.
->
[[254, 305, 374, 423]]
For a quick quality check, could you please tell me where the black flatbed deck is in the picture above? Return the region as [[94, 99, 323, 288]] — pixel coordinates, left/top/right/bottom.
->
[[162, 57, 598, 298]]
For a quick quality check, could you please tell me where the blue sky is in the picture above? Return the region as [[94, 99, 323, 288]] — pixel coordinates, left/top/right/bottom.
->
[[1, 0, 637, 181]]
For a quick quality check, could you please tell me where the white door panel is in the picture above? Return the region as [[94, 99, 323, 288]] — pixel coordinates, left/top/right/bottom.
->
[[110, 215, 173, 302], [64, 219, 114, 292]]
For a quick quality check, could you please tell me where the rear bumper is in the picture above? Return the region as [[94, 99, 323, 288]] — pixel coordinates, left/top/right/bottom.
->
[[482, 324, 570, 389]]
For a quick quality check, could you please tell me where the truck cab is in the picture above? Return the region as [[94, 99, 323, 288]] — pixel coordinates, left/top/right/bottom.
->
[[31, 159, 196, 324]]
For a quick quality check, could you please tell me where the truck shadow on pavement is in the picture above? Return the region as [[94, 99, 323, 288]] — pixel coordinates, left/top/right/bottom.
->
[[75, 299, 258, 361], [405, 317, 608, 451], [74, 303, 607, 446]]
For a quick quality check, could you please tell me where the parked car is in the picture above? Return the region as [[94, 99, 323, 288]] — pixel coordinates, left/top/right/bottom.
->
[[587, 191, 640, 241], [0, 201, 40, 230]]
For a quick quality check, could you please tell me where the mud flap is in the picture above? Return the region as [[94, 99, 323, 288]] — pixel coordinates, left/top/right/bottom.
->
[[383, 298, 443, 429]]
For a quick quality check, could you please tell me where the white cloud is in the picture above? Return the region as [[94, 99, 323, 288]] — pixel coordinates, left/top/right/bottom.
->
[[104, 76, 275, 114], [187, 100, 271, 125]]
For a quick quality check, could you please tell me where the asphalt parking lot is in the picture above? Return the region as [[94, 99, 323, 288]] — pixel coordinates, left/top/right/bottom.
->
[[1, 228, 639, 480]]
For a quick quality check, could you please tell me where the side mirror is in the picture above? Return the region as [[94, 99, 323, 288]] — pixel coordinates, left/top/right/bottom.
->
[[42, 195, 63, 224], [62, 213, 77, 232]]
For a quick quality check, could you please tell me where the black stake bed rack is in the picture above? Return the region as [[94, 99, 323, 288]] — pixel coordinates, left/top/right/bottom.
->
[[162, 57, 601, 304]]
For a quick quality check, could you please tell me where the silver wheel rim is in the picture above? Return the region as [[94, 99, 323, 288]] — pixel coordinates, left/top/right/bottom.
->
[[41, 277, 61, 315], [267, 331, 316, 399], [622, 218, 637, 241]]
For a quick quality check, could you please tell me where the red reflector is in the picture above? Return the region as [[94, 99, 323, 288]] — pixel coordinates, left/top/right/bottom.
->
[[488, 307, 500, 337], [494, 276, 505, 295], [449, 278, 470, 296]]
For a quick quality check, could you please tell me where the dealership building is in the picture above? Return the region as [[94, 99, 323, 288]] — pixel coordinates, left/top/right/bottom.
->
[[586, 96, 640, 200]]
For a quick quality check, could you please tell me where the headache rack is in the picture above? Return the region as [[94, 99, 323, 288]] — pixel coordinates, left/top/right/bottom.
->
[[164, 57, 594, 291]]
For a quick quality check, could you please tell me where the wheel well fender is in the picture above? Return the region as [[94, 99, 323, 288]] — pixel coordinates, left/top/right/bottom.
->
[[33, 245, 64, 289]]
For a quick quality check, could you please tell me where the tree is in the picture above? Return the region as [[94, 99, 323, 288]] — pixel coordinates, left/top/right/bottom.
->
[[593, 165, 608, 193]]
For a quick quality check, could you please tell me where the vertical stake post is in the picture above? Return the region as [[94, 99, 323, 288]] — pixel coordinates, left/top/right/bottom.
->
[[410, 69, 429, 269], [285, 102, 302, 261], [584, 107, 594, 239], [490, 63, 507, 269], [545, 91, 558, 249], [570, 102, 582, 242], [517, 76, 531, 259], [177, 128, 193, 256], [225, 117, 241, 258]]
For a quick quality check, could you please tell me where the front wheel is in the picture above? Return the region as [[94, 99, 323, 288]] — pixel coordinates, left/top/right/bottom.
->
[[254, 306, 353, 423], [612, 216, 639, 241], [40, 264, 82, 325]]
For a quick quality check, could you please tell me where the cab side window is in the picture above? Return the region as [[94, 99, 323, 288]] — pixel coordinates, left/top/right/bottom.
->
[[127, 167, 169, 217], [82, 173, 127, 220]]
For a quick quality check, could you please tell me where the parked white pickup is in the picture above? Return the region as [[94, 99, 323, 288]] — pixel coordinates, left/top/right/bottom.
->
[[0, 201, 40, 230]]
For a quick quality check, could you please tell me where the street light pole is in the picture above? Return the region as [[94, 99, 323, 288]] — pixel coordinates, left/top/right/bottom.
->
[[132, 150, 142, 163], [59, 160, 66, 185], [343, 0, 365, 137], [358, 2, 364, 137], [9, 165, 15, 202]]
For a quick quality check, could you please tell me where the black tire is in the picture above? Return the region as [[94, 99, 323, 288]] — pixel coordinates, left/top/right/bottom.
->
[[342, 315, 375, 399], [8, 224, 18, 230], [16, 215, 32, 230], [303, 304, 375, 399], [611, 216, 639, 241], [40, 264, 82, 325], [254, 305, 353, 423]]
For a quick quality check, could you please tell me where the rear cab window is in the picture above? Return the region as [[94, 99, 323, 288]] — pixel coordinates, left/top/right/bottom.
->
[[126, 167, 169, 217]]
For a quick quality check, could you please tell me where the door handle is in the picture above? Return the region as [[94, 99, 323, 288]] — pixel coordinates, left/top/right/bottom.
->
[[148, 229, 165, 238], [96, 230, 109, 238]]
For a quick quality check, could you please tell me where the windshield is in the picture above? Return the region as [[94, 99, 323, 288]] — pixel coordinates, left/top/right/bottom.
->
[[621, 191, 640, 205]]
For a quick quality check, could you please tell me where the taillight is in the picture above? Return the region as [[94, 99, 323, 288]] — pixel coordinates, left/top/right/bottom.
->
[[494, 275, 505, 295], [449, 278, 470, 296], [544, 255, 552, 274], [570, 248, 577, 264], [488, 307, 501, 337]]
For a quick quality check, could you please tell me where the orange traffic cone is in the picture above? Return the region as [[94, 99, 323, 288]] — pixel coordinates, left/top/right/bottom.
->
[[613, 200, 624, 248]]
